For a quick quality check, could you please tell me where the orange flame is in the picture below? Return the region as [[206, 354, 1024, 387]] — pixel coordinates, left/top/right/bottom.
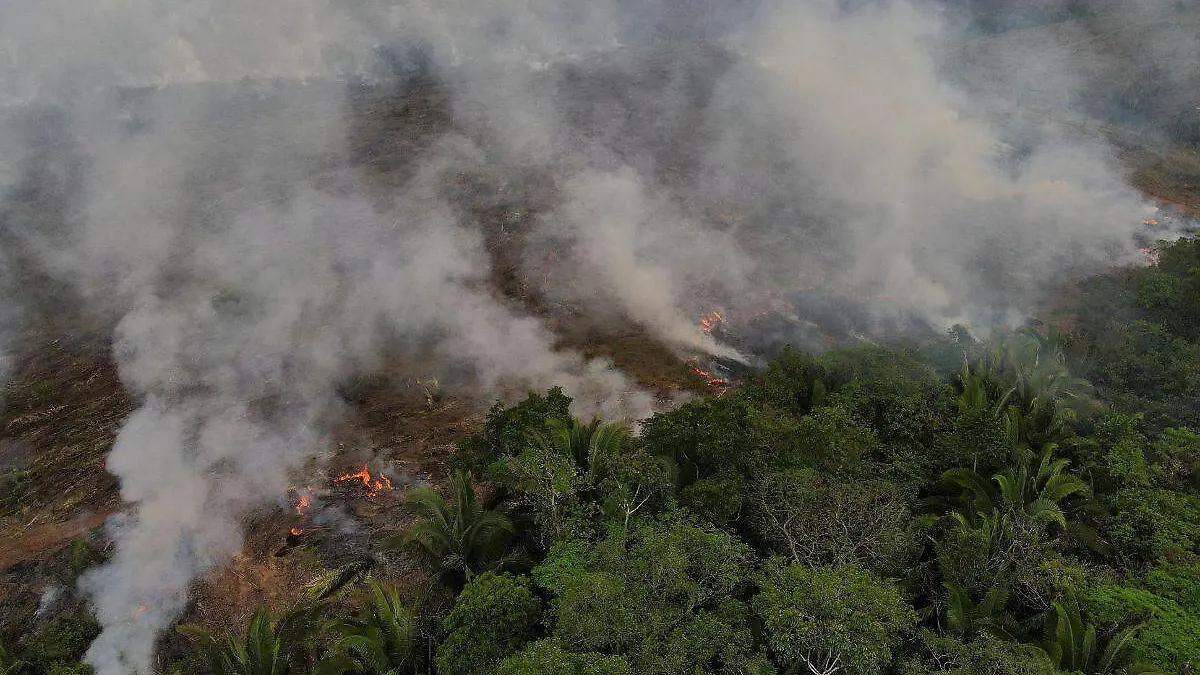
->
[[687, 358, 729, 389], [699, 311, 724, 335], [293, 492, 311, 515], [334, 465, 394, 497], [289, 527, 303, 536]]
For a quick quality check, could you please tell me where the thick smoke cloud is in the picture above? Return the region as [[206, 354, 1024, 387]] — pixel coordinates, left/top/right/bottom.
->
[[688, 0, 1147, 326], [0, 0, 1178, 671]]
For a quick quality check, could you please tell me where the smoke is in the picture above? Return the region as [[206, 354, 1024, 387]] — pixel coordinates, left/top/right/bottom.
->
[[0, 0, 1181, 670], [60, 108, 652, 672], [682, 0, 1148, 327]]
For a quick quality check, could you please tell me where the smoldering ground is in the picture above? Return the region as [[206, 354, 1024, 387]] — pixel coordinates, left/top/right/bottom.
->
[[0, 0, 1191, 671]]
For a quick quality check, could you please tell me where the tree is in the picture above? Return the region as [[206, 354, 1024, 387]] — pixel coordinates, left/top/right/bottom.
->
[[381, 471, 519, 589], [1083, 581, 1200, 670], [901, 630, 1059, 675], [533, 513, 756, 674], [1148, 427, 1200, 490], [499, 436, 583, 547], [528, 418, 631, 479], [1070, 412, 1153, 493], [940, 441, 1091, 538], [745, 469, 917, 575], [178, 604, 329, 675], [753, 562, 915, 675], [968, 328, 1093, 445], [495, 639, 633, 675], [496, 416, 660, 543], [436, 572, 541, 675], [320, 580, 415, 675], [639, 395, 800, 487], [747, 345, 828, 416], [452, 388, 574, 475], [0, 644, 27, 675], [1105, 488, 1200, 563], [944, 574, 1019, 641], [1042, 592, 1162, 675]]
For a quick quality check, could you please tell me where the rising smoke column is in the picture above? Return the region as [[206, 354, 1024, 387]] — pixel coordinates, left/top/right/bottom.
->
[[0, 0, 1175, 670], [0, 2, 655, 671], [685, 0, 1148, 326]]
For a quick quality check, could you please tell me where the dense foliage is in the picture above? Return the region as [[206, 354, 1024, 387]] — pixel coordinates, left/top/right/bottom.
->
[[5, 236, 1198, 674]]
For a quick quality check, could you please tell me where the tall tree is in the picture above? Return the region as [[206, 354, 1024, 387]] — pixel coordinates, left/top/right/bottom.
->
[[381, 472, 519, 589], [753, 562, 915, 675], [319, 580, 415, 675]]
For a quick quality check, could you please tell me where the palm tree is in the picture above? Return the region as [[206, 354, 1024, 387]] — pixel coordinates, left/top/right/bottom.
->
[[178, 560, 369, 675], [319, 580, 415, 675], [961, 328, 1093, 446], [527, 417, 631, 478], [944, 571, 1019, 641], [380, 471, 519, 589], [941, 442, 1090, 532], [1042, 592, 1163, 675], [178, 604, 330, 675]]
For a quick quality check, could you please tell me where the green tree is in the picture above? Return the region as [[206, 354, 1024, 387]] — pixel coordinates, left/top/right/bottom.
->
[[747, 345, 828, 416], [495, 639, 633, 675], [753, 562, 915, 675], [534, 513, 756, 674], [901, 631, 1058, 675], [940, 441, 1092, 539], [1069, 413, 1153, 493], [944, 574, 1019, 641], [1, 644, 27, 675], [1149, 427, 1200, 490], [435, 573, 541, 675], [745, 469, 917, 574], [499, 435, 583, 547], [528, 418, 632, 478], [17, 611, 100, 675], [1042, 592, 1163, 675], [639, 395, 801, 487], [1083, 582, 1200, 670], [320, 580, 414, 675], [178, 604, 330, 675], [1105, 488, 1200, 562], [381, 472, 519, 589], [453, 388, 574, 475]]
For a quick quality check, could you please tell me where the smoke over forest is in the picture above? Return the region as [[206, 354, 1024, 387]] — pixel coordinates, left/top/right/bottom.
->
[[0, 0, 1196, 672]]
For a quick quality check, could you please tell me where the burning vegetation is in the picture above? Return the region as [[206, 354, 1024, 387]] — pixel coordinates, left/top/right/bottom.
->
[[333, 466, 395, 497]]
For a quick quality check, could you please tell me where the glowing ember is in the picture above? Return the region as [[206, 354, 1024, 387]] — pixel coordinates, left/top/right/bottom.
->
[[1144, 217, 1160, 226], [334, 465, 394, 497], [289, 527, 303, 536], [699, 311, 724, 335]]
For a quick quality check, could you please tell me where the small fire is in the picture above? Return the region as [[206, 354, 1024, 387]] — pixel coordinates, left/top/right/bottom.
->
[[334, 465, 394, 497], [1144, 217, 1160, 226], [687, 358, 729, 389], [134, 604, 147, 617], [699, 311, 724, 335], [292, 491, 312, 515], [289, 527, 303, 536]]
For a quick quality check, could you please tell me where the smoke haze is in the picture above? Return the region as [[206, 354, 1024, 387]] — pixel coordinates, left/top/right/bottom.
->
[[1, 0, 1192, 671]]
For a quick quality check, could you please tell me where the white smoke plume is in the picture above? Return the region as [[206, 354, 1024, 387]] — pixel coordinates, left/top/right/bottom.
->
[[0, 0, 1183, 671], [687, 0, 1148, 327]]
